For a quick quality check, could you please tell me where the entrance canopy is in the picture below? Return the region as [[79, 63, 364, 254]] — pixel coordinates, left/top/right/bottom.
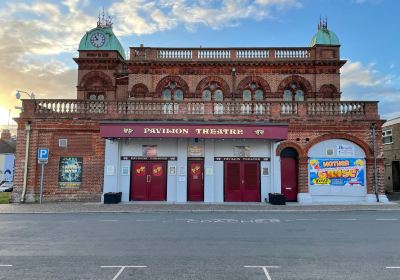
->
[[100, 122, 288, 140]]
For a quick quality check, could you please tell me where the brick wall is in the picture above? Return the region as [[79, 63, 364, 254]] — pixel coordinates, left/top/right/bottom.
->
[[11, 120, 104, 203]]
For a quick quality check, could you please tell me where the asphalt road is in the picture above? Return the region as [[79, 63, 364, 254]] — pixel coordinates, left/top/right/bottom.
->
[[0, 211, 400, 280]]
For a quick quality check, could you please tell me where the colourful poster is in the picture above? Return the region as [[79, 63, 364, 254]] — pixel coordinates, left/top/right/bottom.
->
[[58, 157, 83, 188], [309, 158, 365, 187]]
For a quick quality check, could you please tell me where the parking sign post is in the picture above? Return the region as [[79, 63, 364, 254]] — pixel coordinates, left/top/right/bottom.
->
[[38, 149, 49, 204]]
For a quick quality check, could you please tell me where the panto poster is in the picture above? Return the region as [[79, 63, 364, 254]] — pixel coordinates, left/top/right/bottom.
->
[[309, 158, 365, 187], [58, 157, 83, 188]]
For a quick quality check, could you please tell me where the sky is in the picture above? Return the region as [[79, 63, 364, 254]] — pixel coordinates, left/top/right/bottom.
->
[[0, 0, 399, 126]]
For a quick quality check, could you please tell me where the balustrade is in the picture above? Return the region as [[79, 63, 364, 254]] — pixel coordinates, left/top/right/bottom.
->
[[26, 99, 376, 121], [131, 47, 315, 61]]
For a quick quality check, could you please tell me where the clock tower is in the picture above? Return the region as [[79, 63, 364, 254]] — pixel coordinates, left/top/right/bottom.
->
[[74, 13, 127, 101]]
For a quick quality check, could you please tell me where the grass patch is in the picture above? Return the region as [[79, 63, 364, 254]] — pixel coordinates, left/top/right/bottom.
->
[[0, 192, 11, 204]]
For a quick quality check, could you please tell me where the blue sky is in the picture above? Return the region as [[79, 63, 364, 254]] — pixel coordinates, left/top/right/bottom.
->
[[0, 0, 399, 125]]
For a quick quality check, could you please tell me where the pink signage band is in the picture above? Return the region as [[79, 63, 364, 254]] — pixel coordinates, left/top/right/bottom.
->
[[100, 123, 288, 140]]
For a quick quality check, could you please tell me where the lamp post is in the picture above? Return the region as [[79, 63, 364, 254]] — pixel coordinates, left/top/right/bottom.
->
[[16, 90, 35, 100]]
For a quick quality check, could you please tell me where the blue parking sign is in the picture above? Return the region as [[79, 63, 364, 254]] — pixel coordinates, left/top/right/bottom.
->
[[38, 148, 49, 164]]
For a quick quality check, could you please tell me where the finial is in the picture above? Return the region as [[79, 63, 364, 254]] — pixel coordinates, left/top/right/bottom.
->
[[97, 8, 113, 28]]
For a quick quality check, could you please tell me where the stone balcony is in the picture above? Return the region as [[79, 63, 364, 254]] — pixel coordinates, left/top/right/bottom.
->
[[19, 99, 380, 123]]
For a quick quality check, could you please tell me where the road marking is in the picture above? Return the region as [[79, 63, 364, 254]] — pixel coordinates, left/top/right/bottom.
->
[[0, 265, 13, 267], [376, 219, 398, 221], [336, 219, 358, 221], [295, 218, 315, 221], [177, 218, 281, 223], [244, 265, 280, 280], [136, 219, 156, 222], [101, 266, 147, 280], [386, 267, 400, 269], [99, 220, 119, 222]]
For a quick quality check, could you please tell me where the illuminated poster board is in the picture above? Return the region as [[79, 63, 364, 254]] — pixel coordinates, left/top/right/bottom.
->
[[58, 157, 83, 188], [309, 158, 365, 187]]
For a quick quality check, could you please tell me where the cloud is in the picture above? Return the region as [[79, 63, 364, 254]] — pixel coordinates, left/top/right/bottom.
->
[[341, 60, 400, 120], [110, 0, 302, 35]]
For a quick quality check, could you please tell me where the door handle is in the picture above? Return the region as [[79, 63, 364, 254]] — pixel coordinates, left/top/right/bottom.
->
[[146, 175, 151, 183], [148, 175, 151, 183], [242, 180, 244, 184]]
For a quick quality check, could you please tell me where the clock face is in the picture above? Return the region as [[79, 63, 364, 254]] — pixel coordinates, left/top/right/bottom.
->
[[90, 32, 106, 48]]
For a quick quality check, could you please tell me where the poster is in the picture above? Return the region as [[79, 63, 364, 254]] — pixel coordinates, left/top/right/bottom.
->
[[0, 154, 14, 182], [336, 144, 355, 156], [58, 157, 83, 188], [309, 158, 365, 187], [142, 145, 157, 157]]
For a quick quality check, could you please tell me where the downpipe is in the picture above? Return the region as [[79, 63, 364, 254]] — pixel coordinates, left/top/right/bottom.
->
[[371, 123, 379, 202], [20, 122, 31, 203]]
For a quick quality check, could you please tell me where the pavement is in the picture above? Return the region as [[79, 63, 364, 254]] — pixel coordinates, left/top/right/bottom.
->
[[0, 199, 400, 214]]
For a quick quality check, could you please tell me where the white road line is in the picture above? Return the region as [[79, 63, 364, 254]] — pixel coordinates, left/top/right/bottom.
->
[[386, 267, 400, 269], [136, 219, 156, 222], [99, 220, 119, 222], [0, 265, 13, 267], [244, 266, 280, 280], [295, 219, 315, 221], [376, 219, 398, 221], [101, 266, 147, 280]]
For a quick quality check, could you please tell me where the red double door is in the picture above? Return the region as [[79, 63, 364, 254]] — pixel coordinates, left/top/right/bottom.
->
[[224, 161, 260, 202], [131, 161, 167, 201], [187, 159, 204, 201]]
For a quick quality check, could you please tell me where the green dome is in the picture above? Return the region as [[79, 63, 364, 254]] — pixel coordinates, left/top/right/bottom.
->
[[309, 21, 340, 47], [79, 25, 126, 59]]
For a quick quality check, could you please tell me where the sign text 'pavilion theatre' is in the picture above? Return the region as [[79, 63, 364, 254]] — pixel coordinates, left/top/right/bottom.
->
[[12, 17, 389, 204]]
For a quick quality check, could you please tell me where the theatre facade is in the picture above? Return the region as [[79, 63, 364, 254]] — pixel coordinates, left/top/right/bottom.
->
[[11, 18, 389, 204]]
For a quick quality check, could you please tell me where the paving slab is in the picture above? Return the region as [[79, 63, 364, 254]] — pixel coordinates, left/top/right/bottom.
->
[[0, 201, 399, 214]]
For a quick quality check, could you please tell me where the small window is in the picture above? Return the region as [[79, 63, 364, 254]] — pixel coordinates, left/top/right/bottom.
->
[[294, 90, 304, 101], [283, 90, 292, 101], [242, 90, 252, 101], [202, 90, 211, 101], [254, 89, 263, 101], [89, 94, 97, 100], [97, 94, 105, 100], [383, 129, 393, 144], [162, 89, 171, 100], [174, 89, 183, 101], [214, 89, 223, 101]]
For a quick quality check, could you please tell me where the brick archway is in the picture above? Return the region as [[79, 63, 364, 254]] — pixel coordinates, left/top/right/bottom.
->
[[276, 141, 306, 157], [317, 84, 340, 99], [236, 76, 271, 99], [155, 75, 190, 98], [130, 83, 149, 98], [277, 75, 313, 96], [78, 71, 114, 91], [195, 76, 230, 98], [304, 133, 373, 158]]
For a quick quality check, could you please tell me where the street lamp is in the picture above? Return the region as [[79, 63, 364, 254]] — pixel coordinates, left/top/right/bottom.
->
[[16, 90, 35, 100]]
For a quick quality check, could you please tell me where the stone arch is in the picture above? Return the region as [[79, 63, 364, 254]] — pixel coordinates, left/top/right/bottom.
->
[[130, 83, 149, 98], [155, 75, 189, 98], [277, 75, 313, 96], [304, 133, 373, 158], [276, 141, 306, 157], [195, 76, 231, 98], [79, 71, 114, 91], [236, 76, 271, 99], [318, 84, 339, 99]]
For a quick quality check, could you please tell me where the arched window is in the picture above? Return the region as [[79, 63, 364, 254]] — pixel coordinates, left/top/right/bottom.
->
[[283, 81, 306, 102], [162, 81, 185, 101], [201, 81, 224, 101], [242, 82, 264, 101], [88, 92, 105, 100]]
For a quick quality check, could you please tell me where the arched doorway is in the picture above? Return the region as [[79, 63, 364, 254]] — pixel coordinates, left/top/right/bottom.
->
[[280, 148, 298, 201]]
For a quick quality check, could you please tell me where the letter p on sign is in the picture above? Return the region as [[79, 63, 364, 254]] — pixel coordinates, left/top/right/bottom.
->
[[38, 148, 49, 164]]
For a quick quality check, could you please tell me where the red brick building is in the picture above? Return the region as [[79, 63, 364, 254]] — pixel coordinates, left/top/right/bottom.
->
[[11, 18, 389, 204]]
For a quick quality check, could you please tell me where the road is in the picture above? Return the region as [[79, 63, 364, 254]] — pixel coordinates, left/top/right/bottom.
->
[[0, 211, 399, 279]]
